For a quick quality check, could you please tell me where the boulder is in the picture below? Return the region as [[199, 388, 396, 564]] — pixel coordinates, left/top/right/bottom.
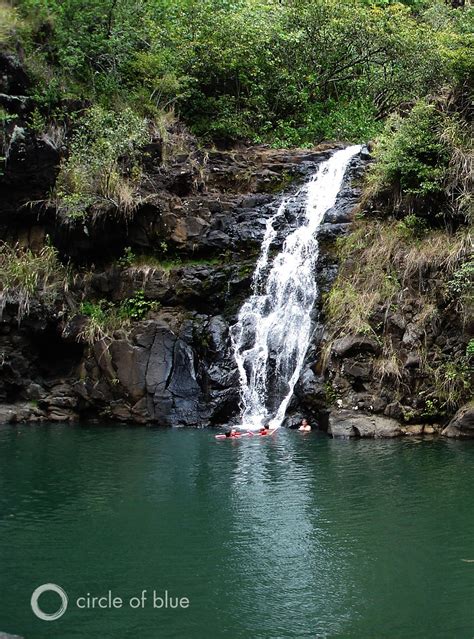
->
[[402, 323, 424, 348], [343, 360, 371, 380], [0, 402, 44, 423], [384, 401, 404, 421], [405, 424, 424, 436], [332, 335, 380, 358], [0, 405, 17, 423], [404, 352, 421, 368], [442, 403, 474, 438], [328, 409, 402, 438], [3, 127, 60, 190]]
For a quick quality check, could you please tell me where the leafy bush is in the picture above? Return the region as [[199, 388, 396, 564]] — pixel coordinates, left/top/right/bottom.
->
[[466, 339, 474, 359], [117, 246, 136, 268], [397, 214, 428, 239], [449, 260, 474, 297], [54, 106, 148, 219], [13, 0, 468, 146], [466, 340, 474, 359], [448, 259, 474, 319], [369, 101, 449, 201], [119, 289, 158, 321], [369, 93, 472, 221]]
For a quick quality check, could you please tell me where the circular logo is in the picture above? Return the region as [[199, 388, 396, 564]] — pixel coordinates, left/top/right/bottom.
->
[[31, 583, 68, 621]]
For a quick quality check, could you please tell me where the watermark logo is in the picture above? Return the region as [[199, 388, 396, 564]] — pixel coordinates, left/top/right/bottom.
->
[[30, 585, 188, 621], [31, 583, 68, 621]]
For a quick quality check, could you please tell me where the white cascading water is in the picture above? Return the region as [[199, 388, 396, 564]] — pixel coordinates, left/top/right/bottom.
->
[[230, 145, 362, 430]]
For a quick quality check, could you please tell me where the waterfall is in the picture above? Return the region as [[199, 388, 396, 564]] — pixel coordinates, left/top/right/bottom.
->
[[230, 145, 362, 430]]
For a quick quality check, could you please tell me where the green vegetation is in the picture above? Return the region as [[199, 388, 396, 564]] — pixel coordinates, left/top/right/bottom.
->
[[324, 381, 338, 406], [0, 0, 469, 221], [428, 358, 472, 411], [0, 241, 68, 321], [0, 1, 21, 43], [448, 259, 474, 315], [54, 106, 148, 219], [368, 95, 473, 220], [323, 217, 472, 410], [396, 214, 429, 240], [5, 0, 472, 147], [327, 220, 470, 336], [369, 101, 449, 199], [467, 340, 474, 358], [79, 290, 159, 344], [117, 247, 223, 271]]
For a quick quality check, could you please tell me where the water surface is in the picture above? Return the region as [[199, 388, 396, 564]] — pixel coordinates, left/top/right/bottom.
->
[[0, 424, 473, 638]]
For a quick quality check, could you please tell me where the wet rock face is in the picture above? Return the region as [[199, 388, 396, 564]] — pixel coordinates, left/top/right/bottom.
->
[[87, 262, 253, 315], [73, 313, 238, 427]]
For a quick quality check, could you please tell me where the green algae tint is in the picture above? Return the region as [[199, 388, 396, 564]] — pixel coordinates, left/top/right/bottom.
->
[[0, 425, 473, 638]]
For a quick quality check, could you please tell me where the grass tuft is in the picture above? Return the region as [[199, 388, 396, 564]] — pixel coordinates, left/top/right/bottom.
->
[[0, 241, 68, 322]]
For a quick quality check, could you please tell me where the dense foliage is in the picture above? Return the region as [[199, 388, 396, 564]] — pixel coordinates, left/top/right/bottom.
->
[[368, 94, 472, 222], [4, 0, 472, 146]]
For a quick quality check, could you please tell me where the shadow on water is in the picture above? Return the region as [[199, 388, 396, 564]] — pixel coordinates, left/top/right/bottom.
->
[[0, 424, 473, 638]]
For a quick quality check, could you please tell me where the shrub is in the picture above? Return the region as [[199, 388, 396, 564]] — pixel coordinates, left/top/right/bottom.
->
[[13, 0, 461, 146], [449, 260, 474, 297], [117, 246, 136, 268], [369, 100, 449, 202], [119, 289, 158, 321], [448, 259, 474, 319], [397, 214, 428, 239]]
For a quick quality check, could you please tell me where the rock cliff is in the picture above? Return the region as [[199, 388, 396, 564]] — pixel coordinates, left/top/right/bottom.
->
[[0, 51, 471, 435]]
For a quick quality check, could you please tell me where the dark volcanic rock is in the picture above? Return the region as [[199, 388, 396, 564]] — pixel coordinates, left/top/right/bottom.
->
[[72, 313, 239, 426], [332, 335, 380, 358], [0, 51, 30, 94], [442, 404, 474, 438], [0, 126, 60, 217], [0, 104, 372, 427]]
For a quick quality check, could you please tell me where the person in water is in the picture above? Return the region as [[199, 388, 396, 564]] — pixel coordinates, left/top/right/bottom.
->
[[225, 428, 240, 438], [298, 419, 311, 432], [259, 426, 270, 435]]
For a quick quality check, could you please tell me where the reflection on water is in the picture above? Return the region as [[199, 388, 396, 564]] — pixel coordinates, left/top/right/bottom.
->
[[0, 425, 473, 639]]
